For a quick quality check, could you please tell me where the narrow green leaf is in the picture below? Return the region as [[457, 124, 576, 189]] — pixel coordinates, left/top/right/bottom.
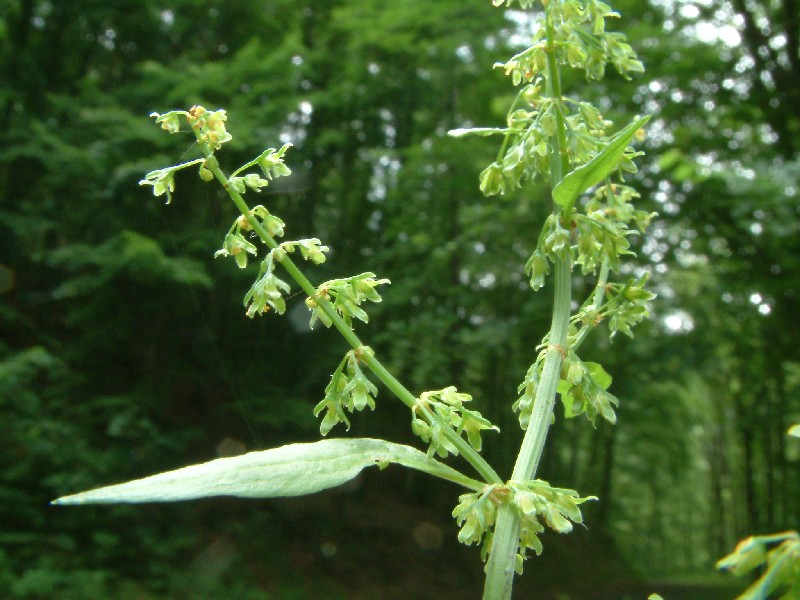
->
[[448, 127, 508, 138], [553, 115, 651, 208], [52, 438, 482, 505]]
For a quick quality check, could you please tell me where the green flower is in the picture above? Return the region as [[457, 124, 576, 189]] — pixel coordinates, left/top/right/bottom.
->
[[479, 162, 505, 196], [413, 386, 498, 457], [313, 350, 378, 435], [214, 232, 257, 269], [308, 273, 390, 329]]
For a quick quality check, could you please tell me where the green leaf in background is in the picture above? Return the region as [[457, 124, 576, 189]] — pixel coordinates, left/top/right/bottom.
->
[[717, 531, 800, 599], [52, 438, 482, 505], [552, 115, 651, 209], [789, 424, 800, 438], [716, 536, 768, 577], [447, 127, 508, 138]]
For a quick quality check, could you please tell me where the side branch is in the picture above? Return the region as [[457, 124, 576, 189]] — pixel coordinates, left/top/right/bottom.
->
[[199, 150, 502, 486]]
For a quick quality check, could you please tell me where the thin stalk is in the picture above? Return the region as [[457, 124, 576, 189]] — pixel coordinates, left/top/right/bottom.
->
[[571, 260, 610, 352], [483, 8, 573, 599], [199, 152, 502, 486], [496, 87, 531, 161]]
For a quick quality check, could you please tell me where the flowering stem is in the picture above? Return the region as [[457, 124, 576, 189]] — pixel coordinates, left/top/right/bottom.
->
[[483, 7, 574, 598], [198, 150, 502, 487], [512, 260, 571, 482]]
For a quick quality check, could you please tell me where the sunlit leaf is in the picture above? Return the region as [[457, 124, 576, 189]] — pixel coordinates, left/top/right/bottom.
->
[[52, 438, 482, 505], [447, 127, 508, 137]]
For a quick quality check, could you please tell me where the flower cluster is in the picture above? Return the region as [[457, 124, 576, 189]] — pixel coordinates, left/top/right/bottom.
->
[[214, 205, 286, 270], [186, 105, 232, 150], [233, 239, 329, 318], [272, 238, 329, 265], [509, 480, 596, 568], [603, 273, 656, 338], [306, 273, 390, 329], [557, 353, 619, 425], [242, 249, 291, 317], [513, 356, 544, 430], [139, 108, 292, 205], [453, 0, 647, 200], [525, 182, 654, 292], [568, 270, 656, 340], [496, 0, 643, 83], [452, 484, 506, 562], [513, 337, 616, 428], [452, 480, 595, 571], [314, 347, 378, 435], [230, 144, 293, 183], [139, 164, 182, 204], [575, 183, 656, 273], [411, 386, 498, 458]]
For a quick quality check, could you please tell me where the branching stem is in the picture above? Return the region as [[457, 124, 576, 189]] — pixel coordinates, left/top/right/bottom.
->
[[199, 149, 502, 486]]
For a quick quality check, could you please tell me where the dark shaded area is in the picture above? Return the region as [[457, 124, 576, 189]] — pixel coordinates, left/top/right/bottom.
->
[[1, 0, 798, 597]]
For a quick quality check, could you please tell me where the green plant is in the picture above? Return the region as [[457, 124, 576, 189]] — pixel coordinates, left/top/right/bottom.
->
[[716, 425, 800, 599], [52, 1, 653, 597], [718, 531, 800, 599]]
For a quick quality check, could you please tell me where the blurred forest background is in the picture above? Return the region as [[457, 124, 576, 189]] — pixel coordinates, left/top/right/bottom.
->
[[1, 0, 799, 598]]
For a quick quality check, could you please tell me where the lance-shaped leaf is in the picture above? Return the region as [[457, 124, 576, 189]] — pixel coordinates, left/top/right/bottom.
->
[[52, 438, 482, 505], [447, 127, 508, 138], [553, 114, 651, 209]]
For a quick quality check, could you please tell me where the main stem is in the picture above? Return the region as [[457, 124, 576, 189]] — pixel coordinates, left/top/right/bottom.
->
[[483, 9, 572, 599], [200, 152, 501, 486], [481, 260, 571, 599]]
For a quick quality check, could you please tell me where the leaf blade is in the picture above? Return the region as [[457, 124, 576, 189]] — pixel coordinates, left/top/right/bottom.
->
[[52, 438, 482, 505], [447, 127, 508, 138], [552, 115, 651, 208]]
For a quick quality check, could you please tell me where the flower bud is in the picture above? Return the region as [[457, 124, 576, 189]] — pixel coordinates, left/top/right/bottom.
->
[[199, 164, 214, 182]]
